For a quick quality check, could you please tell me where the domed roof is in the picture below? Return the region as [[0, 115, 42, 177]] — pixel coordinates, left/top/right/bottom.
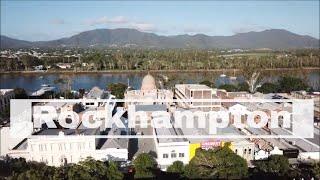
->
[[141, 74, 156, 91]]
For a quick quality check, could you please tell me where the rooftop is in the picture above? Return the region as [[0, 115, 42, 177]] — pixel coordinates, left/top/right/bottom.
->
[[98, 128, 128, 149], [0, 89, 14, 96], [176, 84, 212, 91], [135, 104, 167, 112], [85, 86, 109, 99]]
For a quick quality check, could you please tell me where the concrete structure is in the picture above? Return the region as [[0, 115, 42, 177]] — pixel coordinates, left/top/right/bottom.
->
[[7, 125, 128, 166], [175, 84, 221, 110], [153, 127, 189, 170], [125, 74, 173, 106], [83, 86, 112, 107], [128, 103, 189, 170], [0, 123, 26, 156]]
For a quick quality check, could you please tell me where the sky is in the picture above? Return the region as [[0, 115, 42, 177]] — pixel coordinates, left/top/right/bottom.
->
[[1, 1, 319, 41]]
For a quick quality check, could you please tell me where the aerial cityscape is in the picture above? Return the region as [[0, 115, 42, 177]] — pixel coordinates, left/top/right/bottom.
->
[[0, 1, 319, 179]]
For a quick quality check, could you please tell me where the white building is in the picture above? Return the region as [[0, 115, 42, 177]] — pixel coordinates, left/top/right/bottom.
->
[[5, 95, 128, 166], [7, 126, 128, 166], [128, 103, 189, 170], [153, 127, 189, 170], [175, 84, 221, 110], [0, 123, 26, 156], [125, 74, 173, 107], [56, 63, 71, 69]]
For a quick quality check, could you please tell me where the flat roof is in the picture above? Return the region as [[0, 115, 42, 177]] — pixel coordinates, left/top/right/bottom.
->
[[35, 128, 98, 136], [154, 127, 187, 143], [135, 104, 167, 112], [176, 84, 212, 90], [271, 128, 320, 152]]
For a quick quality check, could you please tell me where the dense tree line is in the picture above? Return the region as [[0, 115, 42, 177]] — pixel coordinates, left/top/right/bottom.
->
[[1, 49, 319, 71], [200, 76, 311, 93], [1, 145, 319, 179], [0, 157, 123, 180]]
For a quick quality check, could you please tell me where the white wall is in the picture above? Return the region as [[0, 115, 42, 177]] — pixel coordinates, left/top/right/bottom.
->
[[299, 152, 320, 160], [8, 135, 128, 166], [0, 127, 26, 156], [155, 141, 189, 170], [231, 141, 255, 161]]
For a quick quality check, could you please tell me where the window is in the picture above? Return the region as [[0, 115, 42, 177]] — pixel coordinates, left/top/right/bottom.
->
[[171, 153, 176, 158], [235, 149, 238, 154], [163, 154, 168, 158], [244, 149, 247, 155], [179, 153, 184, 157], [248, 149, 252, 154]]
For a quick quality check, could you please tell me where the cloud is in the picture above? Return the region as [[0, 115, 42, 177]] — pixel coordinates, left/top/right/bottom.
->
[[232, 24, 269, 34], [50, 19, 66, 25], [130, 22, 156, 32], [85, 16, 128, 26]]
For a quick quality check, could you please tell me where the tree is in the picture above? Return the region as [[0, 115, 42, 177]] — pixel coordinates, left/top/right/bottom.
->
[[106, 161, 123, 180], [67, 164, 92, 180], [278, 76, 309, 93], [312, 162, 320, 179], [20, 55, 41, 71], [13, 88, 28, 99], [54, 77, 73, 98], [199, 80, 215, 88], [238, 82, 249, 91], [4, 158, 56, 180], [133, 153, 157, 178], [242, 68, 262, 93], [253, 155, 290, 177], [257, 82, 279, 93], [218, 84, 238, 92], [183, 164, 198, 178], [107, 83, 127, 99], [167, 161, 185, 174], [15, 169, 46, 180], [187, 144, 248, 179], [78, 157, 108, 179]]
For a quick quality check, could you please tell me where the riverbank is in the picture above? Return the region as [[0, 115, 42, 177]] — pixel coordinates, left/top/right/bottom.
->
[[1, 67, 319, 75]]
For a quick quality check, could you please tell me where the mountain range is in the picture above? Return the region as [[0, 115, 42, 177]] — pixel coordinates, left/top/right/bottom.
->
[[1, 28, 319, 49]]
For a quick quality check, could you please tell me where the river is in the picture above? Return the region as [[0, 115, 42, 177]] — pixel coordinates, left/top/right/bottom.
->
[[0, 69, 319, 92]]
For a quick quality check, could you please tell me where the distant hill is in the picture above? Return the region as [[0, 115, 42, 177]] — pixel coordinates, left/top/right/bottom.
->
[[0, 35, 33, 49], [1, 28, 319, 49]]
